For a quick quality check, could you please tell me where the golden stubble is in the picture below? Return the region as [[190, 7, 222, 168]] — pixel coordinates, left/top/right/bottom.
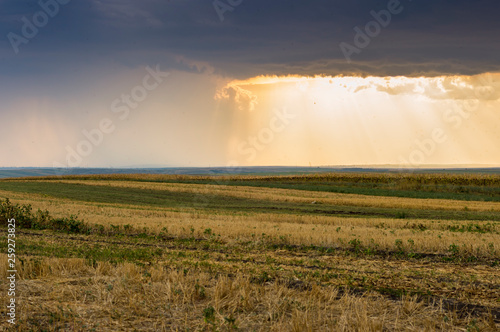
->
[[1, 255, 497, 331], [28, 179, 500, 212], [2, 186, 498, 257]]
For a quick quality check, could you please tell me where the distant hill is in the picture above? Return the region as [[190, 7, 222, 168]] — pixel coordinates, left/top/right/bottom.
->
[[1, 166, 500, 179]]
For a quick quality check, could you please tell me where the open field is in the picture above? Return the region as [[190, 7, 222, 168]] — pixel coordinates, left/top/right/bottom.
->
[[0, 173, 499, 331], [3, 167, 499, 179]]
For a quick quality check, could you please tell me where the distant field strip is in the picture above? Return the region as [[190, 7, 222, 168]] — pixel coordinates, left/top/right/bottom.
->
[[56, 179, 500, 212], [0, 180, 498, 257], [1, 180, 500, 223], [11, 172, 500, 201]]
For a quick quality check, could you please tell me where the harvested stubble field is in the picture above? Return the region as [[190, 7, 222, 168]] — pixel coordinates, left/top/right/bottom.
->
[[0, 173, 499, 331]]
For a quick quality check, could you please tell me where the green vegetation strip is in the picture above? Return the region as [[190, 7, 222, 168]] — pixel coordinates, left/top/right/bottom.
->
[[1, 181, 500, 221], [1, 199, 497, 265], [33, 173, 500, 201], [3, 229, 496, 266], [156, 179, 500, 202]]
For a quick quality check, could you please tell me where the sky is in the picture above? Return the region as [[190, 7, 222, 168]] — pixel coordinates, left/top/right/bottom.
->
[[1, 0, 499, 168]]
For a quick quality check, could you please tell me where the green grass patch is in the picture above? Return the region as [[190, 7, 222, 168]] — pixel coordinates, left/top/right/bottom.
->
[[2, 182, 500, 221]]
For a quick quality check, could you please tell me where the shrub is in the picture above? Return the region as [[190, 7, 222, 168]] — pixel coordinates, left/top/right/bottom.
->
[[0, 199, 87, 234]]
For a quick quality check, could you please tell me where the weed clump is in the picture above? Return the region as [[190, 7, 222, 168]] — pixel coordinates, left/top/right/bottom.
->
[[0, 198, 87, 234]]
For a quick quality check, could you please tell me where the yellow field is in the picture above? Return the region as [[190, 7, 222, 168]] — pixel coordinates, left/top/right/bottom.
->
[[0, 174, 499, 330]]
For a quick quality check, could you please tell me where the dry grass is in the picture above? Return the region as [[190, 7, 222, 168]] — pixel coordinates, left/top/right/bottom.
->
[[1, 187, 498, 257], [0, 175, 499, 331], [0, 255, 497, 331], [22, 179, 500, 212]]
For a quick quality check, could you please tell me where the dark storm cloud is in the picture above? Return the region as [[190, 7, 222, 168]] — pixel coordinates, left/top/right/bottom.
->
[[1, 0, 499, 78]]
